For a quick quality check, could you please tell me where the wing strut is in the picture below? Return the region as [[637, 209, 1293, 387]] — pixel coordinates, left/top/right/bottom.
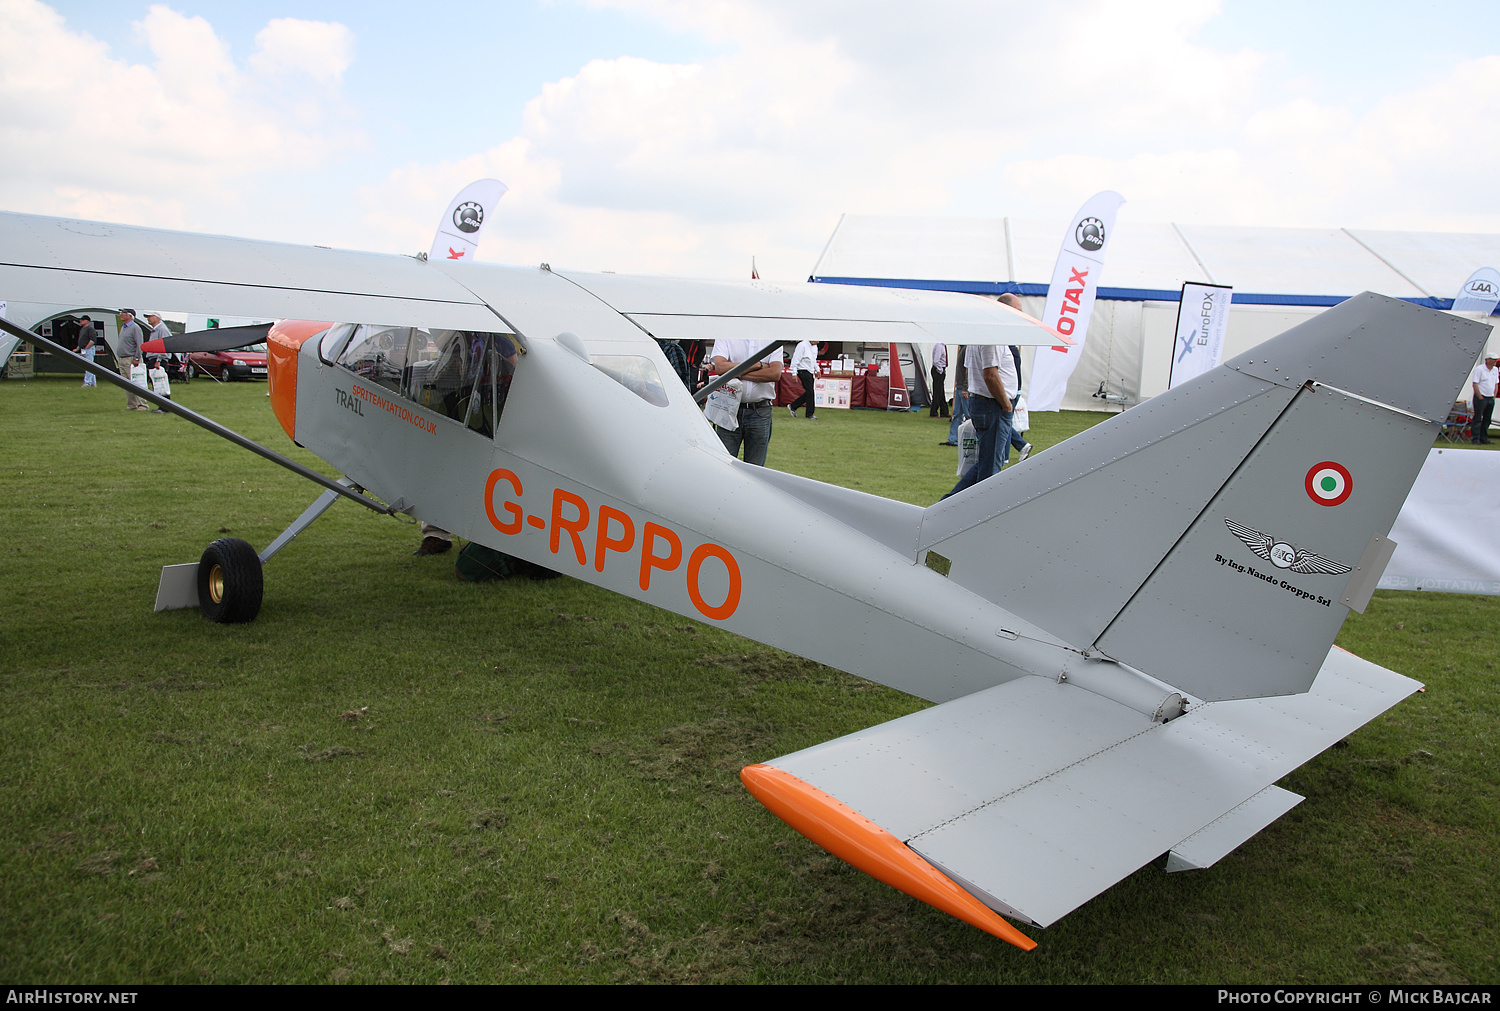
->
[[692, 339, 788, 404], [3, 318, 394, 516]]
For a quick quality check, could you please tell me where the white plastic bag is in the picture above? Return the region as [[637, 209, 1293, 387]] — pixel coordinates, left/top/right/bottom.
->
[[149, 365, 170, 398], [1011, 393, 1029, 434], [128, 362, 148, 388], [956, 418, 978, 476], [703, 379, 742, 431]]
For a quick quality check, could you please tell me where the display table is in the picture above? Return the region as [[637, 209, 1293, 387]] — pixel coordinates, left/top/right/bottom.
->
[[776, 372, 891, 410]]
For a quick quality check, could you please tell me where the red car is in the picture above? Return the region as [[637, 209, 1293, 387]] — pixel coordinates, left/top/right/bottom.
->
[[189, 342, 268, 380]]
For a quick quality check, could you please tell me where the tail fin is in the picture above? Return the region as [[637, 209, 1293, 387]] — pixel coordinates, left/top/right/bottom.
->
[[917, 292, 1489, 701]]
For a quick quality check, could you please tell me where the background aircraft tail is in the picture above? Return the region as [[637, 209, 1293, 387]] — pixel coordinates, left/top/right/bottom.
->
[[916, 292, 1490, 701]]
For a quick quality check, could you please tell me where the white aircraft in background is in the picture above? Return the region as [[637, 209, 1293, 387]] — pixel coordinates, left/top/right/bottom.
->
[[0, 208, 1487, 950]]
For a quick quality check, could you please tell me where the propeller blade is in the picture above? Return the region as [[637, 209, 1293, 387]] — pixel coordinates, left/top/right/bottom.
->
[[142, 322, 273, 355]]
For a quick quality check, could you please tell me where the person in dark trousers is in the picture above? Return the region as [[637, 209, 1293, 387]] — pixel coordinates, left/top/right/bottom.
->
[[1472, 353, 1498, 444], [929, 342, 949, 418], [787, 339, 818, 419], [997, 295, 1032, 463], [944, 345, 969, 445]]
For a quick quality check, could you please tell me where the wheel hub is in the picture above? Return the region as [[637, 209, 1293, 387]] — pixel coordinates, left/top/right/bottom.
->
[[208, 564, 224, 604]]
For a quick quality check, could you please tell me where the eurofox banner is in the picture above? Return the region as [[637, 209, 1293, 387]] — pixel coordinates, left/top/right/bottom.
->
[[1027, 190, 1125, 412], [1168, 282, 1234, 389]]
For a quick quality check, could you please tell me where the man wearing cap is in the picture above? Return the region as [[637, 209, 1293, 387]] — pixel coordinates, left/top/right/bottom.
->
[[1472, 353, 1498, 445], [142, 313, 175, 412], [116, 309, 148, 410], [76, 315, 98, 387]]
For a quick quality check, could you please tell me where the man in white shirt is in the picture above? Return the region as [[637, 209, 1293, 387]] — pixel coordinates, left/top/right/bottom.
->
[[928, 342, 949, 418], [711, 339, 783, 465], [143, 312, 174, 412], [787, 339, 818, 419], [944, 342, 1017, 497], [1473, 354, 1498, 444]]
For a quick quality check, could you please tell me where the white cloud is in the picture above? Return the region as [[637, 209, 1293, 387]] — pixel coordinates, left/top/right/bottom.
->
[[359, 0, 1275, 276], [0, 1, 360, 230], [5, 0, 1497, 280], [248, 18, 356, 87]]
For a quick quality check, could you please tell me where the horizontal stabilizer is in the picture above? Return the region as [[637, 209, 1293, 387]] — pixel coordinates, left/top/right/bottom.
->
[[754, 646, 1418, 929]]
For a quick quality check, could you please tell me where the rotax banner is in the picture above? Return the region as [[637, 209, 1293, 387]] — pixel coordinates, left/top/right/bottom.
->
[[1027, 190, 1125, 412]]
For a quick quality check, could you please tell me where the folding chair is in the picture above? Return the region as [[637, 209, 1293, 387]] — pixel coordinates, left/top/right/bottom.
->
[[1440, 401, 1471, 443]]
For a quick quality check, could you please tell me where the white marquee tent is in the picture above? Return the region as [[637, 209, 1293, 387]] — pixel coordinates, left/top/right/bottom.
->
[[811, 215, 1500, 411]]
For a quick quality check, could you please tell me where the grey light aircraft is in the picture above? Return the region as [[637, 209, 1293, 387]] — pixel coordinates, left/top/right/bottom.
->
[[1, 210, 1488, 950]]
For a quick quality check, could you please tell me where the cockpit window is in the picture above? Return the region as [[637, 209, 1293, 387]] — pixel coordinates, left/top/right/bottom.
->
[[333, 325, 519, 437], [593, 355, 670, 407], [318, 323, 354, 365], [337, 325, 412, 394]]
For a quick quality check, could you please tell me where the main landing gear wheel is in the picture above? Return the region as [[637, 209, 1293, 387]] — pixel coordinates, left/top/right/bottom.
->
[[198, 537, 263, 623]]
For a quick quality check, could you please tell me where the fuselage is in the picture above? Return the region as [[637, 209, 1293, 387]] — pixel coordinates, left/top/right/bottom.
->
[[265, 261, 1081, 706]]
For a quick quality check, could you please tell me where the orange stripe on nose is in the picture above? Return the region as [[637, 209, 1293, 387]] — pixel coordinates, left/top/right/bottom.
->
[[740, 763, 1037, 950], [266, 320, 331, 441]]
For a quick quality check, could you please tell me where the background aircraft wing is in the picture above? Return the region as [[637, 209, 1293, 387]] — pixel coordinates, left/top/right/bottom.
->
[[0, 212, 506, 332], [748, 646, 1418, 931], [553, 269, 1066, 346]]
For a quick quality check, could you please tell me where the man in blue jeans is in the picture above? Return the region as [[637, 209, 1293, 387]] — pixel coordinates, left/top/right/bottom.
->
[[944, 342, 1016, 498], [711, 338, 783, 465]]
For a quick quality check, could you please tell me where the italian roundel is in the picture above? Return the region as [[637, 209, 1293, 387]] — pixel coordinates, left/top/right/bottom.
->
[[1305, 462, 1352, 506]]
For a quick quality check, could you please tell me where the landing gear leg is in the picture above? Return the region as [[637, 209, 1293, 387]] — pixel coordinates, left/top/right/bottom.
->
[[159, 477, 361, 620]]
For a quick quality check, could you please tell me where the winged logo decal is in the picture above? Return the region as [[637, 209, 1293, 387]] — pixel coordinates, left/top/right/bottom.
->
[[1224, 519, 1352, 576]]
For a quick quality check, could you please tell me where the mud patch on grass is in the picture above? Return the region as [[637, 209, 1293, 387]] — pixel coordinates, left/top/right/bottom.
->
[[626, 718, 774, 785], [75, 851, 122, 876], [469, 808, 508, 832], [301, 744, 359, 762], [1356, 939, 1469, 983], [695, 651, 871, 692], [149, 730, 202, 745], [579, 891, 960, 983]]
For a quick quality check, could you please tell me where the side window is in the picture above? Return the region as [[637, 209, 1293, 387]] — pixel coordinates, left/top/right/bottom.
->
[[462, 333, 519, 438], [593, 355, 670, 407], [332, 324, 519, 438]]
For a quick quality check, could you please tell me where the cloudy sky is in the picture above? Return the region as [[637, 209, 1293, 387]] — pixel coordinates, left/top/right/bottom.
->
[[3, 0, 1498, 280]]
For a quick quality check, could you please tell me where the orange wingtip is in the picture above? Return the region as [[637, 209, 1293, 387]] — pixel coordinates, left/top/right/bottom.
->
[[740, 763, 1036, 951]]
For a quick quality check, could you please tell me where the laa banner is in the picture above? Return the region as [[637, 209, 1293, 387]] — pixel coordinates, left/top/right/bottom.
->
[[1027, 190, 1125, 412], [1452, 266, 1500, 315], [1168, 282, 1233, 389]]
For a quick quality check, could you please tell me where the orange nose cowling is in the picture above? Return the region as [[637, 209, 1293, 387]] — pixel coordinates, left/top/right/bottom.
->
[[266, 320, 331, 441]]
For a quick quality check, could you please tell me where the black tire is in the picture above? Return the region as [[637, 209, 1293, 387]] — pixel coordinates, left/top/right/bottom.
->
[[198, 537, 263, 623]]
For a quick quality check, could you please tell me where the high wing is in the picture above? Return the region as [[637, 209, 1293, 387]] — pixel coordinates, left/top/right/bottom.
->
[[0, 209, 1488, 950], [550, 268, 1066, 347], [0, 212, 1061, 347], [0, 213, 505, 332]]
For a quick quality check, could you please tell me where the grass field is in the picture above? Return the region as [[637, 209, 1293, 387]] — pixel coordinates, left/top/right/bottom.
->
[[1, 376, 1496, 984]]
